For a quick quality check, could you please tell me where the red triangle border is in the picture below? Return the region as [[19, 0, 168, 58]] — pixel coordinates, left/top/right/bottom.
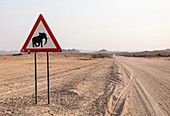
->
[[20, 14, 62, 52]]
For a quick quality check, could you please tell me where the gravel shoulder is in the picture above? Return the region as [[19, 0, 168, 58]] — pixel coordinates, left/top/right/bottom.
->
[[0, 54, 120, 115]]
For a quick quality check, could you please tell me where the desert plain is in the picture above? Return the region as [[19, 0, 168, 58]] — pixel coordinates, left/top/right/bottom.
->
[[0, 53, 170, 116]]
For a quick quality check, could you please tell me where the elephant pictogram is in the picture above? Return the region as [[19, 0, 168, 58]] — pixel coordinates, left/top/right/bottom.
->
[[32, 32, 48, 47]]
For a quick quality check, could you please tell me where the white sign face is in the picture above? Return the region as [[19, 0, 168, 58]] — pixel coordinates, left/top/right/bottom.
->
[[21, 14, 62, 53], [26, 21, 56, 49]]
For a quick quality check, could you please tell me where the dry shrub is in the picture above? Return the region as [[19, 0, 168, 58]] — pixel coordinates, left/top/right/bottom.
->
[[91, 54, 112, 59], [12, 53, 22, 56]]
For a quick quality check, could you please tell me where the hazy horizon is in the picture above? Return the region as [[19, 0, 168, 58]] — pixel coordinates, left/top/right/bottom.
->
[[0, 0, 170, 52], [0, 48, 169, 53]]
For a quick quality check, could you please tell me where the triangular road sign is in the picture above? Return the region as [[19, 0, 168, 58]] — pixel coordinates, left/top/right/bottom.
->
[[20, 14, 62, 52]]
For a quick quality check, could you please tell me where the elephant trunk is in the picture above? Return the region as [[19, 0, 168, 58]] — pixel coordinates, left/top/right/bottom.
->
[[44, 37, 48, 45]]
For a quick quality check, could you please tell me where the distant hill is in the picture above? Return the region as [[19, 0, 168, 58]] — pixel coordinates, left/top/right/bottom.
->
[[1, 48, 169, 57], [0, 50, 20, 55], [116, 49, 170, 57], [61, 49, 113, 54], [62, 49, 80, 53], [78, 49, 97, 53], [95, 49, 113, 54]]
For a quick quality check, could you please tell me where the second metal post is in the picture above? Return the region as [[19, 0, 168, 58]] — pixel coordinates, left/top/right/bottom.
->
[[34, 52, 38, 104], [47, 52, 50, 104]]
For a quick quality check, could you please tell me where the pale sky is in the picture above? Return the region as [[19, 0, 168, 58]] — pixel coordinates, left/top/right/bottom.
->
[[0, 0, 170, 51]]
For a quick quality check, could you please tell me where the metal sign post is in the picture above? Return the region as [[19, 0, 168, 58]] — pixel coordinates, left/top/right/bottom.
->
[[34, 52, 38, 104], [47, 52, 50, 104], [20, 14, 62, 105], [34, 52, 50, 104]]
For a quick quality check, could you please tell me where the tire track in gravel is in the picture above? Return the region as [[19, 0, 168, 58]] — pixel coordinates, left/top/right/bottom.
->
[[126, 59, 170, 115], [134, 69, 170, 116], [105, 59, 135, 116], [134, 78, 169, 116], [117, 56, 170, 116]]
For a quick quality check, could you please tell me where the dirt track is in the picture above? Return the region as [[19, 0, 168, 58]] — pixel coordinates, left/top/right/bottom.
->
[[115, 57, 170, 116], [0, 54, 170, 115]]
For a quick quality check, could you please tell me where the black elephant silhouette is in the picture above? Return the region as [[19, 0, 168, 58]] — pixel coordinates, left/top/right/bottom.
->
[[32, 32, 48, 47]]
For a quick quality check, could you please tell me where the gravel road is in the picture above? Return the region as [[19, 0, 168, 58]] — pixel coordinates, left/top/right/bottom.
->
[[116, 57, 170, 116]]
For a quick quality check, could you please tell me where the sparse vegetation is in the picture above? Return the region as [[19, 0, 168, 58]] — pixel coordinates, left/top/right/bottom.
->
[[12, 53, 23, 56], [116, 49, 170, 57], [51, 53, 113, 59], [91, 54, 113, 59]]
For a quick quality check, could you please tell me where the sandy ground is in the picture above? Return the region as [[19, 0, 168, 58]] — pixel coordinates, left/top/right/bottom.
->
[[0, 54, 119, 115], [0, 54, 170, 116], [115, 57, 170, 116]]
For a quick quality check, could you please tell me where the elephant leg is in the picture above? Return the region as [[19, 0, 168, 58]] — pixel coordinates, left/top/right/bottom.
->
[[34, 43, 36, 47], [35, 43, 37, 47]]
